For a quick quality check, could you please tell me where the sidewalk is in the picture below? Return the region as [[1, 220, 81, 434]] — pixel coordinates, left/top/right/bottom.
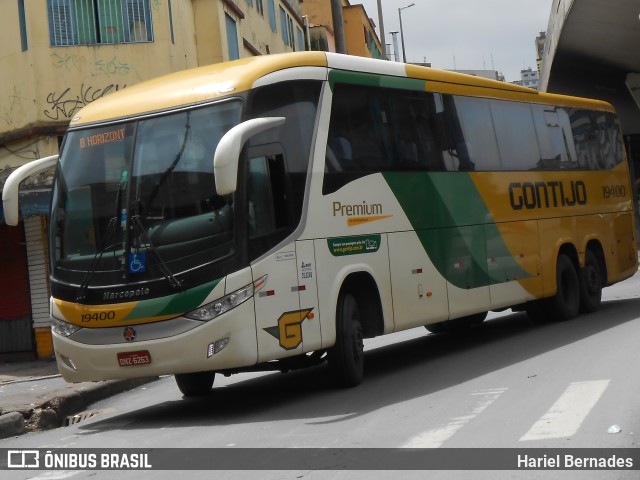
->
[[0, 358, 157, 439]]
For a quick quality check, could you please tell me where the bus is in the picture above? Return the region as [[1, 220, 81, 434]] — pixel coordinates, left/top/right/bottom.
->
[[3, 52, 637, 396]]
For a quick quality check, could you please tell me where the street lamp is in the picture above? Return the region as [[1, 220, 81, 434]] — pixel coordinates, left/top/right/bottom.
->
[[376, 0, 387, 60], [389, 31, 400, 62], [398, 3, 415, 63]]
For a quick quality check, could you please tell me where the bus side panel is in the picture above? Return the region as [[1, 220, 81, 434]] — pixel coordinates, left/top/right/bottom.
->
[[576, 212, 615, 272], [611, 212, 637, 281], [444, 225, 491, 319], [388, 231, 449, 331], [313, 234, 394, 350], [295, 240, 323, 352], [251, 245, 306, 363], [537, 217, 579, 297], [488, 220, 543, 307]]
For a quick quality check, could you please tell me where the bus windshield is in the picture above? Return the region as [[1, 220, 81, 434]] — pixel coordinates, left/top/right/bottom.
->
[[50, 100, 242, 289]]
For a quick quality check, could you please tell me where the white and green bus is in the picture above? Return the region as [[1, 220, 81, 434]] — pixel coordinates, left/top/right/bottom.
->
[[3, 52, 637, 396]]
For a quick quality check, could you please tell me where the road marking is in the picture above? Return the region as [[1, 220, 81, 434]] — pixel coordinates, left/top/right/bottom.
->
[[402, 388, 507, 448], [520, 380, 610, 441]]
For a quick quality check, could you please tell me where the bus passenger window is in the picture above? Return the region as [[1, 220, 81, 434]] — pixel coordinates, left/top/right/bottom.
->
[[446, 96, 501, 171], [323, 84, 393, 194]]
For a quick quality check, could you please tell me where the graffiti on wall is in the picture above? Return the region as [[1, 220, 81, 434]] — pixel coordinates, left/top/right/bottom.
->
[[51, 54, 137, 79], [44, 83, 126, 121], [45, 54, 136, 120]]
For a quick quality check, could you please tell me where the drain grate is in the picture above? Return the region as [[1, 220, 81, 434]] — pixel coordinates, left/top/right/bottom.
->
[[64, 411, 100, 426]]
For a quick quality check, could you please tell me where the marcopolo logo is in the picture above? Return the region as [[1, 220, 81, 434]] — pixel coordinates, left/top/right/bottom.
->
[[103, 288, 150, 301]]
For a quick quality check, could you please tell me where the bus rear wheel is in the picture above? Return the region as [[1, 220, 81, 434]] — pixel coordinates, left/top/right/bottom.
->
[[579, 250, 602, 313], [328, 293, 364, 388], [175, 371, 216, 397], [550, 254, 580, 321], [528, 253, 580, 323]]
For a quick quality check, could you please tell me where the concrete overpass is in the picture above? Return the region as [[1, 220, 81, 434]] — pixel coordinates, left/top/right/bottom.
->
[[540, 0, 640, 170]]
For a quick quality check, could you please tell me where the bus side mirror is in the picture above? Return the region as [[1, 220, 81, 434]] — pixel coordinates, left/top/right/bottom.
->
[[213, 117, 285, 195], [2, 155, 59, 226]]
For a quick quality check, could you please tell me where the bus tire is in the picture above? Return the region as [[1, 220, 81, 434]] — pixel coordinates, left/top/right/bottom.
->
[[329, 293, 364, 388], [579, 250, 602, 313], [548, 253, 580, 321], [175, 371, 215, 397]]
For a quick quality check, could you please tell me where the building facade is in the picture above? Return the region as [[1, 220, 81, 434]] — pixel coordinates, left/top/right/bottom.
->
[[535, 31, 546, 75], [342, 3, 382, 59], [301, 0, 382, 58], [512, 67, 540, 90], [0, 0, 304, 360]]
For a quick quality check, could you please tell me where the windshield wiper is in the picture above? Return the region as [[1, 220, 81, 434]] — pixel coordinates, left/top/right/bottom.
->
[[131, 215, 182, 291], [76, 177, 127, 302], [76, 216, 120, 303]]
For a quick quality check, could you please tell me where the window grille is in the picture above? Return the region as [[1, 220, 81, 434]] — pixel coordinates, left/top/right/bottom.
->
[[48, 0, 153, 46]]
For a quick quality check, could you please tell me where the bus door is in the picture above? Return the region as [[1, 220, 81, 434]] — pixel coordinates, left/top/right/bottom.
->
[[295, 240, 321, 352], [247, 149, 319, 362], [251, 245, 306, 363]]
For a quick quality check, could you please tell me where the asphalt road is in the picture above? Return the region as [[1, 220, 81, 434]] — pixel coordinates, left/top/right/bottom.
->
[[3, 273, 640, 480]]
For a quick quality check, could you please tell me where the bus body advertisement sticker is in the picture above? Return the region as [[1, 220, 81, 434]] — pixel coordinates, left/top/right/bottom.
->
[[327, 235, 381, 257]]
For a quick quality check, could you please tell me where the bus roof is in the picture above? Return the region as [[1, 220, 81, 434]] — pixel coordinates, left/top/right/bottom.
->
[[69, 52, 614, 127]]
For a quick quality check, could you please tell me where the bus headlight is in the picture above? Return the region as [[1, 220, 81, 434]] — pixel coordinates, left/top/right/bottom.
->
[[186, 275, 267, 322], [51, 317, 81, 337]]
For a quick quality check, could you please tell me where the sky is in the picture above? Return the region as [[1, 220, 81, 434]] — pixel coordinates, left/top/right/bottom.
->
[[357, 0, 554, 83]]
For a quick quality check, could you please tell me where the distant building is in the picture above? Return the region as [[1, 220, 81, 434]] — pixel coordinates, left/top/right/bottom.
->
[[513, 67, 540, 90], [535, 31, 546, 75], [451, 70, 506, 82]]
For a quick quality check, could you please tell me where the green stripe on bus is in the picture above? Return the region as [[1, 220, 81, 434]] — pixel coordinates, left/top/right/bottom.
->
[[383, 172, 530, 289], [328, 70, 426, 92], [124, 278, 221, 320]]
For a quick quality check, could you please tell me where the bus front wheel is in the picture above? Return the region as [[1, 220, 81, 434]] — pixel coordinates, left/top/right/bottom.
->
[[328, 293, 364, 388], [175, 371, 216, 397]]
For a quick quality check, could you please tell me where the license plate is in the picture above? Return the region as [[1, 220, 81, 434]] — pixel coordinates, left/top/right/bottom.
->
[[117, 350, 152, 367]]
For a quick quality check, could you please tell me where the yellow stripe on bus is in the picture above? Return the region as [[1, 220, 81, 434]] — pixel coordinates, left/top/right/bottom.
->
[[53, 298, 177, 328]]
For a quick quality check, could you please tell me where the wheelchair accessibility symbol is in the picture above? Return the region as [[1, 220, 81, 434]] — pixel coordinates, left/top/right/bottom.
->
[[128, 252, 146, 273]]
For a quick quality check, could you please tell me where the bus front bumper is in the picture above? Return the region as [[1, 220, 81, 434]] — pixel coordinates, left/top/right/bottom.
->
[[51, 301, 258, 383]]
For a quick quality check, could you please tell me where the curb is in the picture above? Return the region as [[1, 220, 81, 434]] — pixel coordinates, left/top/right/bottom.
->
[[0, 376, 158, 439]]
